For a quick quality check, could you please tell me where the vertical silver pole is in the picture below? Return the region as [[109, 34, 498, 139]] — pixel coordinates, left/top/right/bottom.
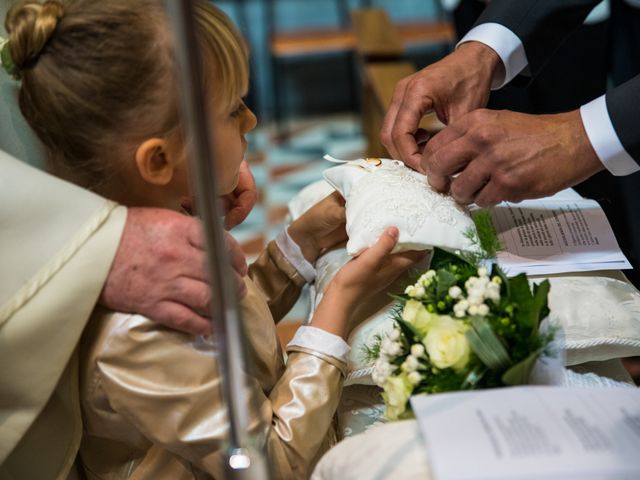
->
[[164, 2, 269, 478]]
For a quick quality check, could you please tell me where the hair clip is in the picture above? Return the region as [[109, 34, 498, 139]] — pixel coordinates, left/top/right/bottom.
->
[[0, 37, 18, 78]]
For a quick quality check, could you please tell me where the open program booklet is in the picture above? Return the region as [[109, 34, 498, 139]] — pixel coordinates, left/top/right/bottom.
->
[[473, 190, 631, 275], [411, 386, 640, 480]]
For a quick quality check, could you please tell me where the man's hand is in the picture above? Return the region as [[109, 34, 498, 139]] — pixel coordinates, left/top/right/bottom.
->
[[423, 109, 604, 206], [222, 160, 258, 230], [99, 208, 248, 335], [381, 41, 501, 170], [287, 191, 347, 263]]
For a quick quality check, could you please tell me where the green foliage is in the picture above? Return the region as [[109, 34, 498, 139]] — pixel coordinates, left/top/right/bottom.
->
[[361, 334, 382, 365], [369, 245, 554, 419], [466, 316, 511, 371]]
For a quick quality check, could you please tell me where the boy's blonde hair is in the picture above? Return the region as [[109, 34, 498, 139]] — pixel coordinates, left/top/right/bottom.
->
[[4, 0, 249, 191]]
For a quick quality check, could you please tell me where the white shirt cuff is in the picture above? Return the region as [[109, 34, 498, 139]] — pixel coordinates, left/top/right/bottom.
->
[[287, 325, 350, 363], [275, 228, 316, 283], [580, 95, 640, 176], [458, 23, 528, 90]]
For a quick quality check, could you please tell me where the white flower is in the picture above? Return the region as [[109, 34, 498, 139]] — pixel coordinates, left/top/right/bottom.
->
[[401, 355, 419, 372], [408, 371, 422, 385], [423, 315, 470, 371], [467, 293, 483, 306], [478, 267, 488, 277], [389, 328, 401, 341], [468, 304, 479, 316], [405, 284, 426, 299], [453, 299, 469, 318], [486, 283, 501, 302], [448, 285, 462, 299], [382, 374, 413, 420], [477, 304, 490, 316], [465, 277, 477, 290], [410, 343, 425, 357], [372, 358, 394, 386], [381, 337, 402, 357], [402, 300, 433, 335]]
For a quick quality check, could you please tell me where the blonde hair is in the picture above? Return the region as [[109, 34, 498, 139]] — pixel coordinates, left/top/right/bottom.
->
[[4, 0, 249, 192]]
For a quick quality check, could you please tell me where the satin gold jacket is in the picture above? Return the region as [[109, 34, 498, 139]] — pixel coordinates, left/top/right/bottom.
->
[[78, 240, 345, 480]]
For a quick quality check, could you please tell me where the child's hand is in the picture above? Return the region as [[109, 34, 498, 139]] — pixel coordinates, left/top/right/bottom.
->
[[287, 191, 347, 263], [311, 227, 426, 338]]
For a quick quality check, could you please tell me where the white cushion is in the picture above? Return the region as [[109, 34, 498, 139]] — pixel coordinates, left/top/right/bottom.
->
[[546, 276, 640, 365], [322, 158, 478, 256]]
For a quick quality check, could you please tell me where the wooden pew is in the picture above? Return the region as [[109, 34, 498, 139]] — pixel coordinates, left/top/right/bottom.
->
[[350, 8, 450, 157]]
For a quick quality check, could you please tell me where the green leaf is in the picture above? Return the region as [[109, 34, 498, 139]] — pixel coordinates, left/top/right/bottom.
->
[[395, 318, 422, 344], [470, 209, 503, 259], [436, 269, 456, 298], [465, 316, 511, 370], [507, 273, 536, 328], [502, 349, 542, 385], [530, 280, 551, 334], [430, 247, 472, 271]]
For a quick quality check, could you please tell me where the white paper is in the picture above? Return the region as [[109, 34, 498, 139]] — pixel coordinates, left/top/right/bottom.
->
[[411, 386, 640, 480], [473, 195, 631, 275]]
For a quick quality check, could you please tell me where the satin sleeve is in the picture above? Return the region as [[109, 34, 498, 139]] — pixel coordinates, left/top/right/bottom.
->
[[249, 239, 306, 323], [88, 297, 345, 479]]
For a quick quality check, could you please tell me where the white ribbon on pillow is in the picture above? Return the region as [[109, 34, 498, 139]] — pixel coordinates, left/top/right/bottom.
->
[[322, 156, 479, 256]]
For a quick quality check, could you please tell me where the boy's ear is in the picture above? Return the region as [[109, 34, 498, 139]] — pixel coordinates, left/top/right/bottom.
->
[[134, 138, 176, 186]]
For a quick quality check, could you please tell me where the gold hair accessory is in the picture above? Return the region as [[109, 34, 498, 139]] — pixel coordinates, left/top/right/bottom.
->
[[0, 37, 17, 78]]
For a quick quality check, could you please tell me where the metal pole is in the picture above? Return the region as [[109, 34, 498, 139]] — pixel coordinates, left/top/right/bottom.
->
[[164, 2, 269, 478]]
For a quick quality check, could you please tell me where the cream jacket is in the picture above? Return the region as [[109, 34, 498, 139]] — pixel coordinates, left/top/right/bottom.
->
[[78, 241, 346, 480], [0, 152, 127, 479]]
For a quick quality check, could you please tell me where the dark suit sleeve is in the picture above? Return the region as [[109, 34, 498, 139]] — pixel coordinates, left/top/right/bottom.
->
[[474, 0, 601, 78], [607, 75, 640, 163]]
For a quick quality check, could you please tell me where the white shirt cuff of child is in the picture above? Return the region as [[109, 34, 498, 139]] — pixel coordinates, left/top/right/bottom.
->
[[287, 326, 350, 363], [275, 228, 316, 283]]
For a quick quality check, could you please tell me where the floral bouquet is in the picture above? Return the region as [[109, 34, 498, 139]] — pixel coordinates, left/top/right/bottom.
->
[[366, 235, 554, 420]]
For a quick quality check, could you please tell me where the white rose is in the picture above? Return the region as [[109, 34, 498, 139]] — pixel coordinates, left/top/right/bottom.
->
[[477, 304, 490, 316], [382, 374, 413, 420], [423, 316, 471, 371], [402, 300, 433, 335]]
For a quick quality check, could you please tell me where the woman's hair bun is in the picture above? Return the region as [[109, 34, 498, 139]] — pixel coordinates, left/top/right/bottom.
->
[[4, 0, 64, 77]]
